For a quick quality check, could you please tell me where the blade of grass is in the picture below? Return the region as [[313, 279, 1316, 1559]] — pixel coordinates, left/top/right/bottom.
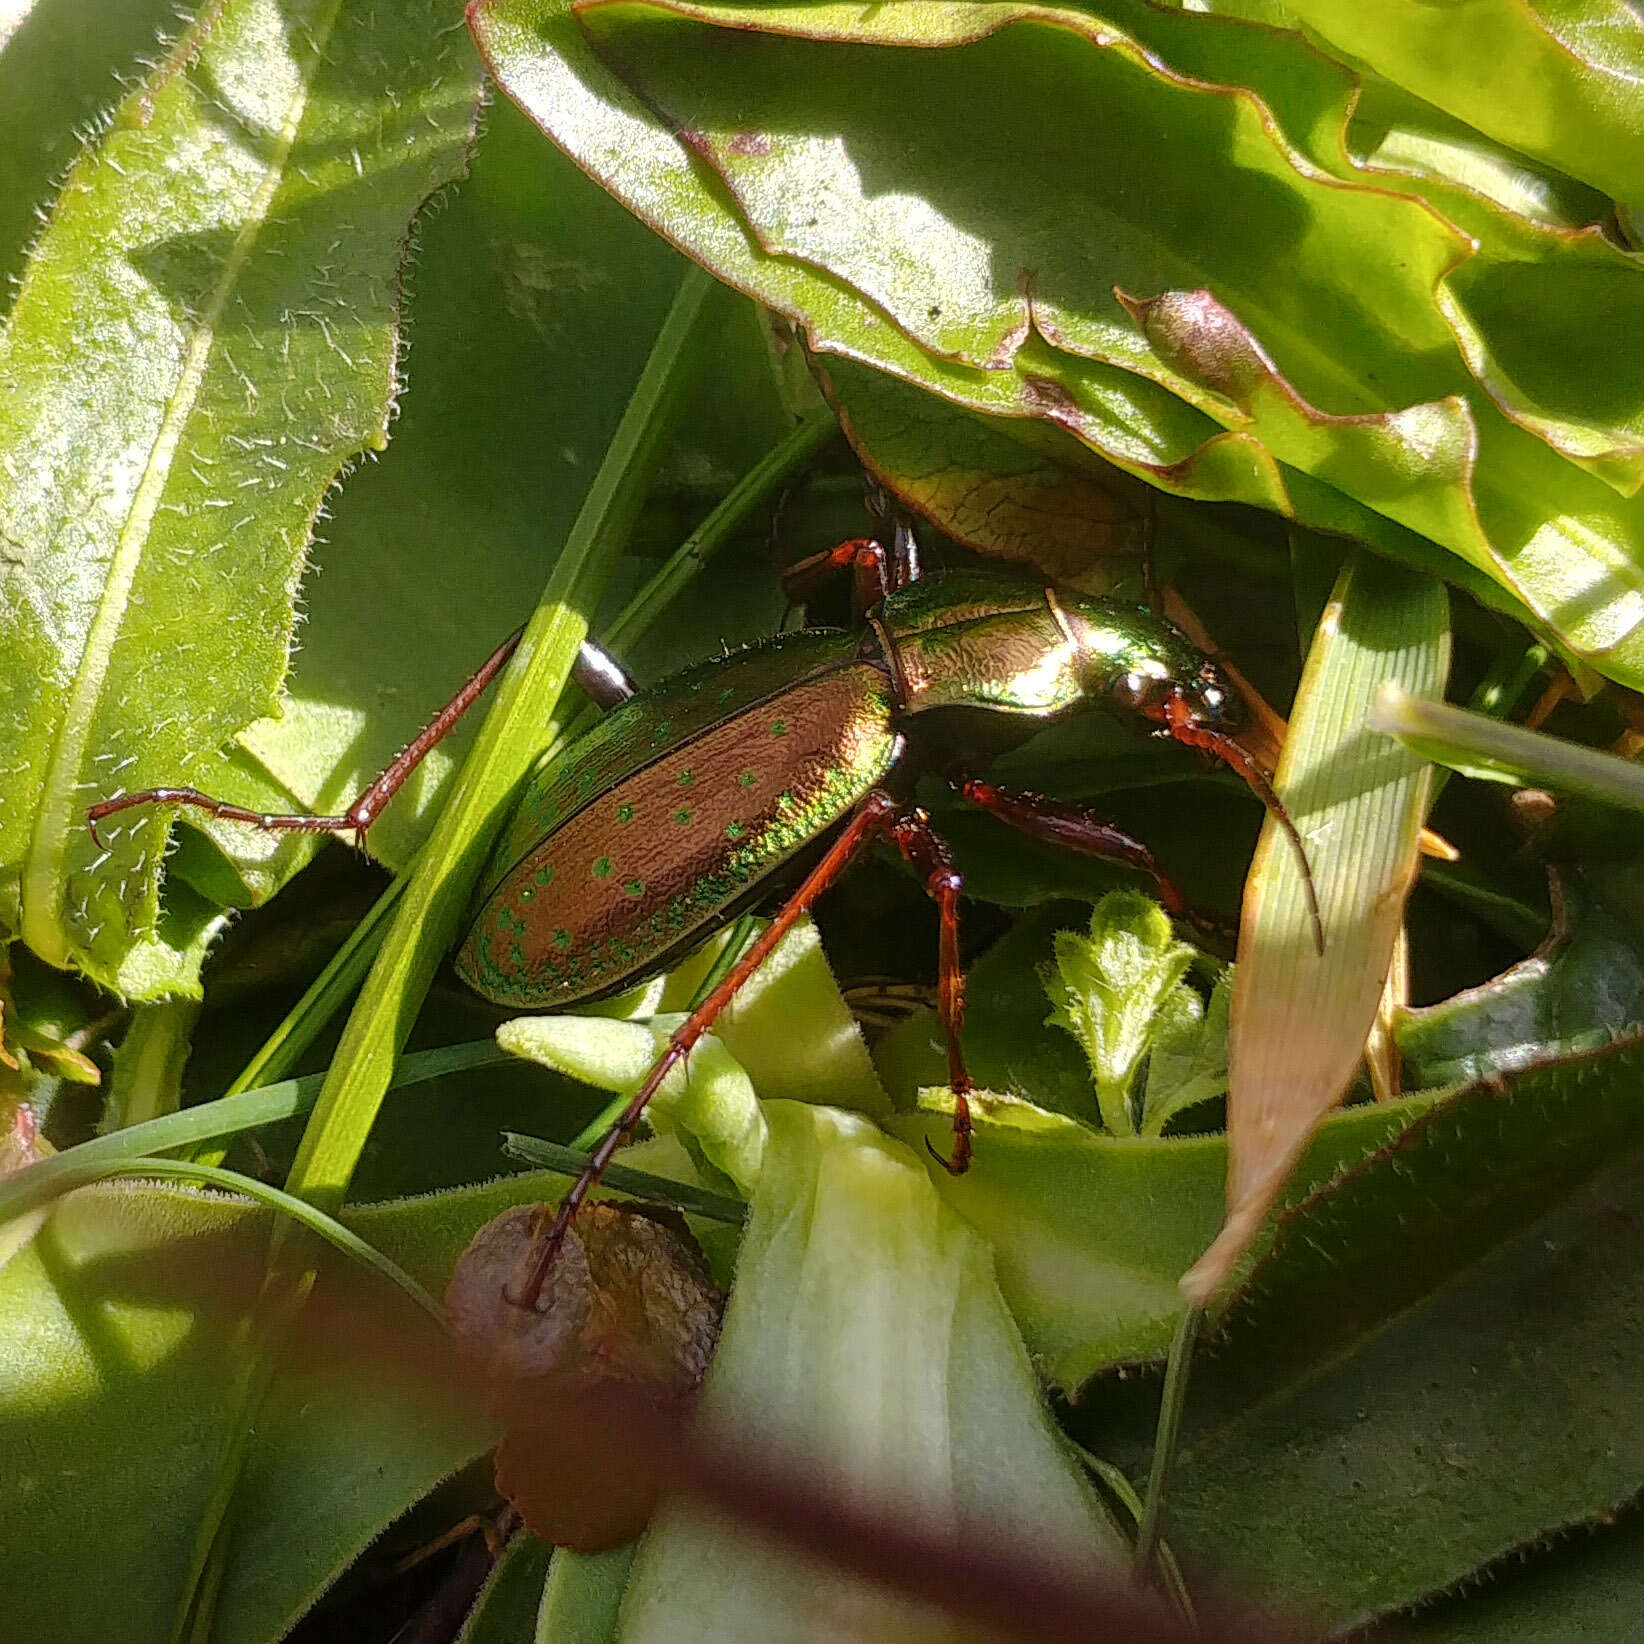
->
[[1373, 685, 1644, 812], [1185, 552, 1450, 1302], [285, 263, 726, 1213], [1134, 1303, 1203, 1583], [172, 265, 731, 1644], [0, 1040, 509, 1226], [69, 1157, 445, 1322]]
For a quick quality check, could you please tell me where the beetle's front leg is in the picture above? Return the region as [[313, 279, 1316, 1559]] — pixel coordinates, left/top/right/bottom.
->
[[954, 778, 1192, 921]]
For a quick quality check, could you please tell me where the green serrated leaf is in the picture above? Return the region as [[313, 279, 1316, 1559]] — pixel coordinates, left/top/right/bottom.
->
[[0, 0, 181, 310], [0, 1167, 598, 1644], [1141, 967, 1231, 1136], [893, 1087, 1435, 1391], [535, 1544, 635, 1644], [1398, 867, 1644, 1088], [208, 108, 793, 899], [1042, 891, 1197, 1136], [457, 1533, 553, 1644], [0, 0, 483, 992], [1284, 0, 1644, 204]]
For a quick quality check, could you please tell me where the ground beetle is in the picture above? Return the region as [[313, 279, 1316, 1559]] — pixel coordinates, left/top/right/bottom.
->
[[89, 531, 1319, 1309]]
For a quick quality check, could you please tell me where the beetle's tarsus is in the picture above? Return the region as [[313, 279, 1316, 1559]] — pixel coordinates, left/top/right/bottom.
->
[[924, 1133, 972, 1176]]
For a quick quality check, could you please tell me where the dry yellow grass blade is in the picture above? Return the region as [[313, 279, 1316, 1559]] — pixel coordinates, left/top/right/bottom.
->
[[1183, 554, 1450, 1303]]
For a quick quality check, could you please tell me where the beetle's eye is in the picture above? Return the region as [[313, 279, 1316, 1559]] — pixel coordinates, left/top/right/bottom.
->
[[1115, 670, 1164, 712]]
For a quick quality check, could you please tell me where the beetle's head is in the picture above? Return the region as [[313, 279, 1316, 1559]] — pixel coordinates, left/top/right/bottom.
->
[[1155, 661, 1246, 740]]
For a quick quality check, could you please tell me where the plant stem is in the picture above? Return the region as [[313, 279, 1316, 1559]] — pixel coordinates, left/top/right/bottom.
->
[[0, 1040, 508, 1225], [500, 1131, 745, 1223], [1134, 1302, 1203, 1584], [286, 264, 726, 1215]]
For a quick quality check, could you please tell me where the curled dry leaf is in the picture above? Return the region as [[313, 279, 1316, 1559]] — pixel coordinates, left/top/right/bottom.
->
[[445, 1202, 724, 1551]]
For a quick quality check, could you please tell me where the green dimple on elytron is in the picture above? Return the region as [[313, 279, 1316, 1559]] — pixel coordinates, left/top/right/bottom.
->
[[553, 928, 572, 950], [592, 855, 613, 879], [674, 807, 694, 825], [624, 878, 645, 898], [738, 770, 758, 788], [770, 718, 788, 737], [676, 767, 694, 787], [535, 863, 555, 886], [724, 821, 745, 841], [616, 802, 636, 823]]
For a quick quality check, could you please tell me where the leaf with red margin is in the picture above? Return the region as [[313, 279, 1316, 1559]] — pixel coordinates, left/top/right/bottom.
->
[[1284, 0, 1644, 205], [472, 0, 1644, 689]]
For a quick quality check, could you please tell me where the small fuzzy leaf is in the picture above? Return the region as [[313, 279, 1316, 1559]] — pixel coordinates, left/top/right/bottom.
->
[[1042, 891, 1197, 1136], [1141, 967, 1232, 1136]]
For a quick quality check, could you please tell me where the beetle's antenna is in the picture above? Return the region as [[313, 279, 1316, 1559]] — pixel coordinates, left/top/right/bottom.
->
[[1165, 703, 1324, 955], [1204, 731, 1325, 956]]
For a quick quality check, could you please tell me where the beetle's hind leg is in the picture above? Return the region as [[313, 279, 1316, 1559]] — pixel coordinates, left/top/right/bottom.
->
[[508, 791, 910, 1311], [86, 629, 637, 850]]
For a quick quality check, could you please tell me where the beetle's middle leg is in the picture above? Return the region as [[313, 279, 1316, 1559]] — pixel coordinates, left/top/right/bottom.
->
[[86, 630, 635, 848], [883, 808, 974, 1176]]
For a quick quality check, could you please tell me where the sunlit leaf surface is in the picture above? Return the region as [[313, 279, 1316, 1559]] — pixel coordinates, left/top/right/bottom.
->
[[0, 0, 483, 991]]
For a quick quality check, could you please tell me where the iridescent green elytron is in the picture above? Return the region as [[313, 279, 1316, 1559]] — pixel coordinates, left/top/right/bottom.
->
[[455, 571, 1243, 1009]]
